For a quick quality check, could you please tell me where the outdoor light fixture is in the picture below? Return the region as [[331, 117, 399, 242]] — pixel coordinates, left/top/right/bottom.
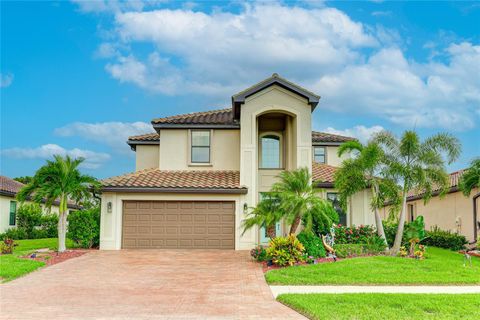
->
[[243, 203, 248, 213], [107, 202, 112, 213]]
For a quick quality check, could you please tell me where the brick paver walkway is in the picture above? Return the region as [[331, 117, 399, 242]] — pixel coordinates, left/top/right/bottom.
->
[[0, 250, 304, 320]]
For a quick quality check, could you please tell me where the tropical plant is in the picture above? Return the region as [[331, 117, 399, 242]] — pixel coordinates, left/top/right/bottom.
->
[[303, 202, 339, 237], [459, 158, 480, 196], [404, 216, 426, 255], [16, 155, 99, 252], [250, 245, 268, 262], [266, 234, 305, 266], [297, 231, 326, 258], [272, 168, 334, 234], [374, 130, 461, 255], [242, 194, 283, 238]]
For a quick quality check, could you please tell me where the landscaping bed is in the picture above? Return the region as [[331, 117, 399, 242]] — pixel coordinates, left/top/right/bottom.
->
[[277, 293, 480, 320], [21, 249, 89, 266]]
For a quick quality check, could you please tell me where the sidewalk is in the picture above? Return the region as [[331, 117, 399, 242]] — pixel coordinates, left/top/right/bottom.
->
[[270, 285, 480, 297]]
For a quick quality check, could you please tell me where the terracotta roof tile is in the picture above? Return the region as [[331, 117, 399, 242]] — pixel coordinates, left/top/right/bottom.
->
[[312, 131, 355, 143], [0, 175, 25, 195], [407, 170, 466, 199], [128, 132, 160, 141], [312, 163, 338, 186], [151, 108, 235, 125], [101, 169, 246, 192]]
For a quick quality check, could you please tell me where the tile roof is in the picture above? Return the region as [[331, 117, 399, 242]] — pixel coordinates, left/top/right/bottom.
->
[[101, 169, 247, 193], [128, 132, 160, 141], [151, 108, 236, 126], [407, 170, 466, 200], [312, 131, 355, 143], [0, 175, 25, 196], [312, 163, 338, 187]]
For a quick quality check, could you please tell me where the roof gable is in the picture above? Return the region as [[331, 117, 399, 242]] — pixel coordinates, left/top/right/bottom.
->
[[231, 73, 320, 119]]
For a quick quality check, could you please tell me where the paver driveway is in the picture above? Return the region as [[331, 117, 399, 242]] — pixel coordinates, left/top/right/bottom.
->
[[0, 250, 304, 320]]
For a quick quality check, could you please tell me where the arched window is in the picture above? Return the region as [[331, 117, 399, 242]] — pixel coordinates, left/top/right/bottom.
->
[[260, 135, 281, 168]]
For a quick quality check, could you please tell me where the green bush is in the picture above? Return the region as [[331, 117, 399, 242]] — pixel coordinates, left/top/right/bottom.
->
[[422, 226, 468, 251], [266, 234, 305, 266], [67, 207, 100, 248], [297, 231, 326, 258], [250, 245, 268, 262], [16, 203, 43, 238], [304, 202, 339, 236], [335, 244, 365, 258], [0, 228, 28, 240], [40, 214, 58, 238]]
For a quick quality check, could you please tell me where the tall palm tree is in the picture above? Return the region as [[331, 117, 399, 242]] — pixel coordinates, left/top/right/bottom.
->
[[335, 140, 399, 247], [272, 167, 334, 235], [242, 194, 283, 238], [374, 130, 461, 255], [17, 155, 99, 252], [459, 158, 480, 196]]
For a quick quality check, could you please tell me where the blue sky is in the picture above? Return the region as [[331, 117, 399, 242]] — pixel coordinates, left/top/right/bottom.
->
[[1, 0, 479, 179]]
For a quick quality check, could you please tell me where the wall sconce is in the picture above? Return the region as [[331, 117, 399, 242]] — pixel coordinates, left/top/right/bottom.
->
[[243, 203, 248, 213], [107, 202, 112, 213]]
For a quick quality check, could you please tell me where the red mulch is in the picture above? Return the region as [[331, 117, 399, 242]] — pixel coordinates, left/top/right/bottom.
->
[[22, 249, 92, 266], [460, 250, 480, 258], [261, 256, 340, 273]]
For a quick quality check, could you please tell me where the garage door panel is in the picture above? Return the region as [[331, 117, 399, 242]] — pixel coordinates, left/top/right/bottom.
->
[[122, 201, 235, 249]]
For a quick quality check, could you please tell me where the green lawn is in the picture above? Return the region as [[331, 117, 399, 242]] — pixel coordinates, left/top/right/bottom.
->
[[278, 293, 480, 320], [0, 238, 73, 282], [266, 247, 480, 285]]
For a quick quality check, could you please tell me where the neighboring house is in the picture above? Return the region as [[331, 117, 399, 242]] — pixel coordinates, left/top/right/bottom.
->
[[0, 175, 80, 233], [100, 74, 375, 250], [381, 170, 479, 242]]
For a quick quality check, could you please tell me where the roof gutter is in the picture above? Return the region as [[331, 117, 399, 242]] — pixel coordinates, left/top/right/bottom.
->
[[101, 187, 248, 194], [152, 124, 240, 130], [0, 190, 81, 209], [313, 182, 335, 189]]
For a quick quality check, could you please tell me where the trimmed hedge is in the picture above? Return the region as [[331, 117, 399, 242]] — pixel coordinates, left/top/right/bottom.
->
[[67, 207, 100, 248], [422, 227, 468, 251]]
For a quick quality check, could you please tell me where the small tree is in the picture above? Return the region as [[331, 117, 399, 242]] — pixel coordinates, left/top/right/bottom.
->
[[17, 155, 99, 252], [242, 194, 283, 238], [272, 168, 334, 234], [374, 130, 461, 255], [335, 140, 400, 248], [459, 158, 480, 197]]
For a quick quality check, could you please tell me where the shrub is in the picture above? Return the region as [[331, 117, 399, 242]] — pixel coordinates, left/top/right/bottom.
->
[[297, 231, 326, 258], [0, 238, 17, 254], [422, 226, 467, 251], [304, 202, 339, 236], [40, 214, 58, 238], [0, 228, 28, 240], [250, 245, 268, 262], [67, 207, 100, 248], [266, 234, 305, 267], [334, 224, 377, 244], [16, 203, 43, 237], [334, 244, 365, 258]]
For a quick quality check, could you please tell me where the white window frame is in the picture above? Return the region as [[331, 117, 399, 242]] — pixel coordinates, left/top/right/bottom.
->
[[258, 132, 283, 169], [189, 129, 213, 166], [313, 146, 326, 164]]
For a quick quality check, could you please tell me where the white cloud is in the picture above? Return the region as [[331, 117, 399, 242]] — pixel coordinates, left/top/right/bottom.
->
[[323, 125, 385, 143], [54, 121, 153, 152], [71, 0, 164, 14], [314, 43, 480, 130], [75, 2, 480, 130], [371, 11, 391, 17], [0, 73, 14, 88], [1, 144, 111, 169]]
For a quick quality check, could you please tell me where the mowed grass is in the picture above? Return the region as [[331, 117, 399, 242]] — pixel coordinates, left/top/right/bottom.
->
[[0, 238, 73, 282], [266, 247, 480, 285], [277, 293, 480, 320]]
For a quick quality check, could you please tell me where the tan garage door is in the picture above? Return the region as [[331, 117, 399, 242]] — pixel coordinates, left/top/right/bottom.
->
[[122, 201, 235, 249]]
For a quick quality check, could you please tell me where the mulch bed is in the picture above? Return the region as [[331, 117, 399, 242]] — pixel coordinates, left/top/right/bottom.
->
[[262, 256, 340, 273], [460, 250, 480, 258], [21, 249, 92, 266]]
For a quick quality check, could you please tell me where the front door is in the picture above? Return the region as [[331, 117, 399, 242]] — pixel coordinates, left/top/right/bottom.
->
[[260, 222, 281, 244]]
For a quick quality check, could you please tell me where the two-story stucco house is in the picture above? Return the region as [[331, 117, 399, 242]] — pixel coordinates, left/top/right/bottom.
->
[[99, 74, 375, 250]]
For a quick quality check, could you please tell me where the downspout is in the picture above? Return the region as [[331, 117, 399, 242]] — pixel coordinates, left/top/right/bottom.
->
[[473, 193, 480, 242]]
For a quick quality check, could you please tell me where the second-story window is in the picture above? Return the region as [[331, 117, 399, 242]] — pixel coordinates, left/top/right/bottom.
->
[[260, 135, 281, 168], [191, 130, 211, 163], [314, 146, 326, 163]]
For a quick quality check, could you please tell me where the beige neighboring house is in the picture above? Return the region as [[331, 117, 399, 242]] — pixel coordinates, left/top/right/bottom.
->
[[381, 170, 479, 242], [0, 175, 80, 233], [99, 74, 375, 250]]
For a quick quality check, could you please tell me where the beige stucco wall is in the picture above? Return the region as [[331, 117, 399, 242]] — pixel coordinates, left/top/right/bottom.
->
[[135, 145, 160, 171], [158, 129, 240, 171], [382, 189, 479, 241], [0, 195, 62, 233], [348, 189, 375, 226], [99, 192, 252, 250]]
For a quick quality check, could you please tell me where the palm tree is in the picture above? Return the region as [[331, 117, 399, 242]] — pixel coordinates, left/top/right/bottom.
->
[[334, 140, 399, 248], [272, 167, 335, 235], [459, 158, 480, 196], [374, 130, 461, 255], [242, 194, 283, 238], [17, 155, 99, 252]]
